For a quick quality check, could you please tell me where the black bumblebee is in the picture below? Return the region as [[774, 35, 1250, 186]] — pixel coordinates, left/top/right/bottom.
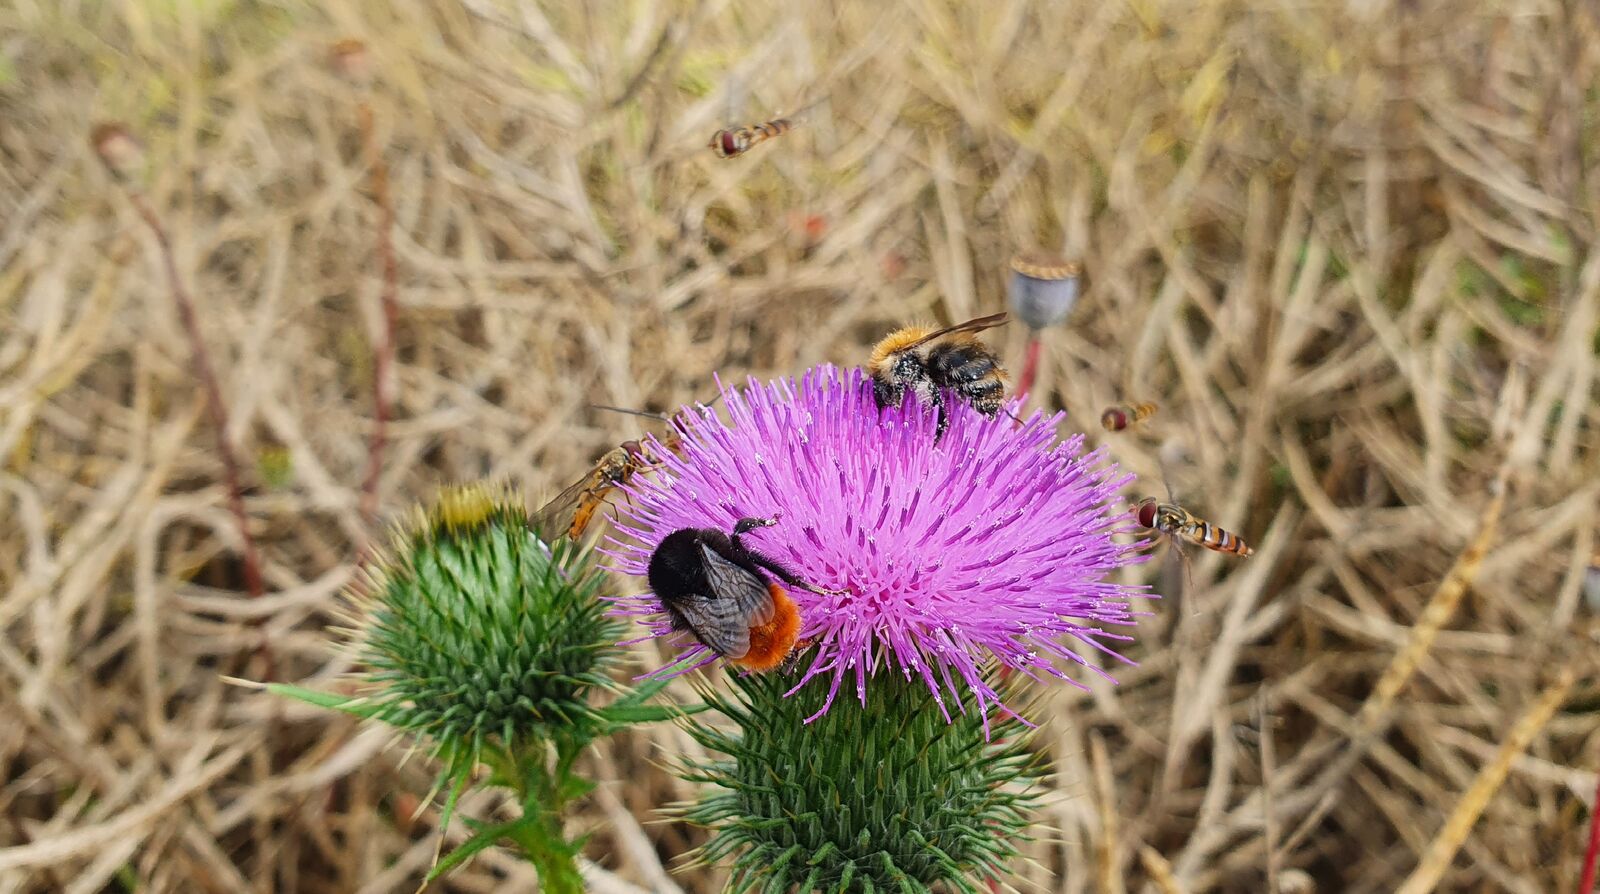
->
[[868, 312, 1010, 438], [646, 516, 835, 672]]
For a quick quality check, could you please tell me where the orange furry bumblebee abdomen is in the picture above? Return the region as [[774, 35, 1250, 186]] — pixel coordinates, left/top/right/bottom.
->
[[732, 584, 802, 671]]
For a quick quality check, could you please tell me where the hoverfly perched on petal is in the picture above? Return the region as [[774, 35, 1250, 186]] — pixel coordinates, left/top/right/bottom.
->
[[533, 396, 720, 541], [531, 440, 657, 541]]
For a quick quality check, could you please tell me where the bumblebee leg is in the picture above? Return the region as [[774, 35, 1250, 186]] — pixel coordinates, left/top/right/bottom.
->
[[931, 386, 950, 441], [749, 551, 848, 596], [732, 515, 780, 540]]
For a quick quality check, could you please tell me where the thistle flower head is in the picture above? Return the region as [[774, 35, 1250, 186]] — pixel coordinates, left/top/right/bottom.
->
[[345, 482, 621, 764], [608, 365, 1144, 724]]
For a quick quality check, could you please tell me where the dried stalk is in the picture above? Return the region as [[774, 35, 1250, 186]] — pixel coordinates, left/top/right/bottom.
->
[[1394, 665, 1575, 894], [93, 125, 265, 602], [352, 78, 399, 529]]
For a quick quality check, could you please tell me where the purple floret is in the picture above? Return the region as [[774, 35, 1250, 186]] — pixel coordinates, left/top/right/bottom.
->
[[605, 364, 1146, 725]]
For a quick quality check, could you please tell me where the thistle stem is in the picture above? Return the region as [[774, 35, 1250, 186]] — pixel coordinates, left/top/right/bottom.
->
[[505, 802, 584, 894], [502, 739, 586, 894]]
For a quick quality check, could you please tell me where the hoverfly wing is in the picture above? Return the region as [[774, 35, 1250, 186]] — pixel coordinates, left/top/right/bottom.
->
[[699, 543, 778, 626], [530, 471, 597, 540], [670, 589, 754, 659]]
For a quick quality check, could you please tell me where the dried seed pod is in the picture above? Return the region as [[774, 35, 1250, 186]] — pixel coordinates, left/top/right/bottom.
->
[[89, 122, 145, 183], [329, 37, 372, 86], [1006, 251, 1082, 329]]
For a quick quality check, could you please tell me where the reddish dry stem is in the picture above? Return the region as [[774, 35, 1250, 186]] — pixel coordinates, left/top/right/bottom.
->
[[1016, 332, 1043, 399], [356, 102, 399, 528], [127, 191, 266, 602], [1580, 771, 1600, 894]]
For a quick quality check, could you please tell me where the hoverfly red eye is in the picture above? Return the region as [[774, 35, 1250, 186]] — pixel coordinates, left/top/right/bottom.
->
[[719, 131, 739, 155], [1135, 501, 1158, 529], [1101, 409, 1125, 431]]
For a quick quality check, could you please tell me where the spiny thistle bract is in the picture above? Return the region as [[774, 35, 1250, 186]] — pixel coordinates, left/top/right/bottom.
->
[[346, 482, 622, 769], [680, 670, 1045, 893]]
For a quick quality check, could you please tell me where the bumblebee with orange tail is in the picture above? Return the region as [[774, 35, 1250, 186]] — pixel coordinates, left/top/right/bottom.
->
[[1135, 498, 1254, 557], [647, 516, 837, 671], [868, 312, 1010, 439]]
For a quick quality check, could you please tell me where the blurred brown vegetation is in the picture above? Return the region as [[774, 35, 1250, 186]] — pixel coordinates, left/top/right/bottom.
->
[[2, 1, 1599, 891]]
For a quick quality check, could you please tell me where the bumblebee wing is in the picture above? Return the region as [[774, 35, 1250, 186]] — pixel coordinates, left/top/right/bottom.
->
[[670, 590, 753, 659], [898, 312, 1010, 351], [700, 544, 778, 626], [529, 472, 594, 540]]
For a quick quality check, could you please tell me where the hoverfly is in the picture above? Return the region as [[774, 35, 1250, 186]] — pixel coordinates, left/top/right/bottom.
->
[[1134, 455, 1253, 631], [1134, 497, 1253, 557], [1101, 402, 1159, 433], [533, 397, 717, 540], [530, 440, 655, 541], [708, 117, 797, 159]]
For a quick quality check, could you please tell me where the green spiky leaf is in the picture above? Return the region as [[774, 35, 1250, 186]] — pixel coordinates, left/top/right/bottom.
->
[[265, 683, 386, 720]]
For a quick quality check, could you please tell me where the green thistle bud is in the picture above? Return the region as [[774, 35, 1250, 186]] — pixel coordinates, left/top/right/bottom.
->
[[343, 482, 622, 769], [679, 671, 1045, 893], [270, 482, 681, 892]]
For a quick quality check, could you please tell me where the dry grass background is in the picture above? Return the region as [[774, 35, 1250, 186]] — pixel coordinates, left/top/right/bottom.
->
[[2, 0, 1599, 891]]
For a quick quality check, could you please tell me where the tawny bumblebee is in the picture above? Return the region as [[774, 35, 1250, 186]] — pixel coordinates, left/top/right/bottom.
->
[[530, 441, 653, 541], [647, 515, 836, 671], [868, 312, 1010, 438]]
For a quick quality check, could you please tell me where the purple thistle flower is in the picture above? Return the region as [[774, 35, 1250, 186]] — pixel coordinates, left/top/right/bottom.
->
[[605, 364, 1146, 725]]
